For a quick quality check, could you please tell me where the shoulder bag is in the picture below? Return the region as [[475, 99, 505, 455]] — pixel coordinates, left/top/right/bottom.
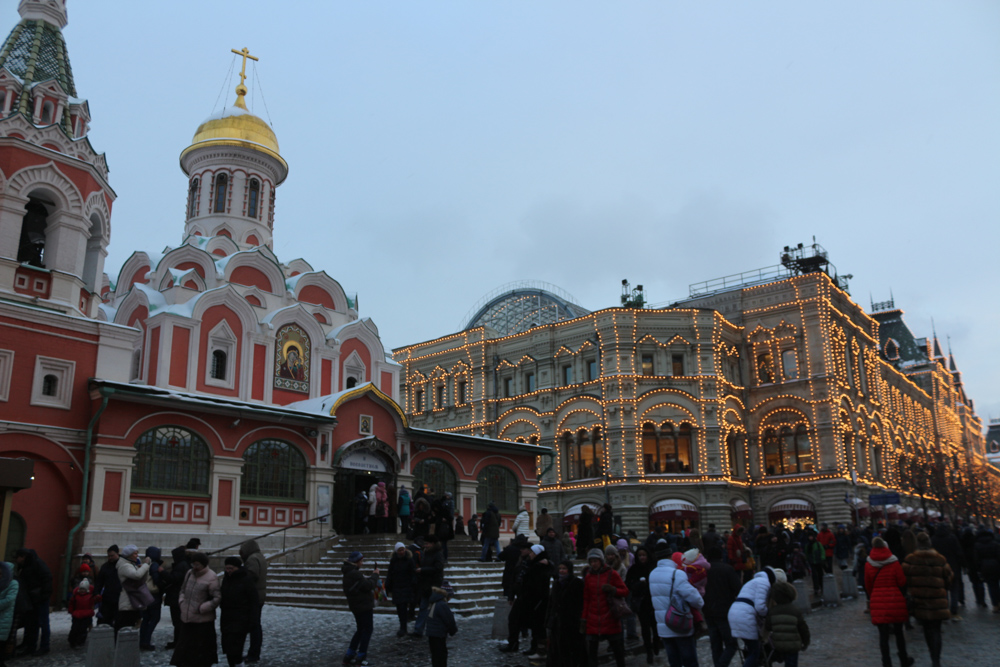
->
[[606, 573, 633, 620], [664, 570, 693, 634], [122, 572, 154, 611]]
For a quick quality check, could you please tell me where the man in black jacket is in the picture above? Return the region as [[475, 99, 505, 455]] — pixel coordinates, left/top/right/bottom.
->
[[704, 546, 741, 667], [519, 545, 551, 661], [163, 545, 190, 649], [411, 535, 445, 638], [95, 545, 121, 628], [931, 523, 965, 618], [479, 503, 501, 562], [498, 536, 532, 654], [14, 548, 52, 656]]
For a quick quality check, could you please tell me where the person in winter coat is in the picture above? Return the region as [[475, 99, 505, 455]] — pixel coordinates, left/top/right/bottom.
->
[[973, 528, 1000, 611], [728, 567, 781, 667], [577, 506, 596, 559], [95, 546, 121, 628], [67, 578, 100, 648], [413, 535, 446, 638], [535, 508, 554, 538], [546, 560, 586, 667], [139, 546, 164, 650], [597, 504, 614, 549], [519, 544, 552, 659], [14, 548, 53, 657], [398, 487, 412, 535], [625, 546, 658, 665], [763, 581, 809, 667], [170, 551, 221, 667], [512, 506, 531, 537], [581, 548, 629, 667], [805, 532, 826, 597], [960, 525, 985, 608], [479, 503, 501, 562], [650, 547, 705, 667], [498, 538, 533, 653], [817, 524, 836, 573], [0, 562, 18, 667], [341, 551, 379, 666], [386, 542, 417, 637], [541, 528, 565, 577], [114, 545, 152, 633], [903, 532, 952, 667], [354, 491, 369, 534], [703, 546, 741, 667], [219, 557, 259, 667], [163, 545, 190, 650], [865, 537, 913, 667], [930, 523, 964, 618], [727, 527, 748, 582], [615, 538, 634, 569], [237, 539, 267, 663], [425, 582, 458, 667], [467, 513, 478, 542]]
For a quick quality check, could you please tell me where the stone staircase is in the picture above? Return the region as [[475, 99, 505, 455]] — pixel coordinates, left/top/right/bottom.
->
[[267, 534, 505, 616]]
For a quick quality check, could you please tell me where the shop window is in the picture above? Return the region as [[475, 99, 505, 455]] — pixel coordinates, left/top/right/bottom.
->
[[763, 424, 813, 476], [414, 458, 457, 499], [563, 427, 604, 480], [781, 349, 798, 380], [641, 355, 654, 376], [133, 426, 211, 493], [476, 465, 519, 512], [642, 422, 693, 474], [242, 439, 306, 500]]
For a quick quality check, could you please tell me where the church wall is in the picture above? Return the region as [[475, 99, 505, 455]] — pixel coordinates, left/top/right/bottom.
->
[[194, 305, 242, 397], [251, 343, 266, 400], [331, 395, 399, 449], [168, 325, 191, 387], [0, 149, 106, 204], [340, 337, 372, 386]]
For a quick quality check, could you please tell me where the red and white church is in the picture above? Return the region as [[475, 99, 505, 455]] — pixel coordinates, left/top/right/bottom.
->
[[0, 0, 544, 589]]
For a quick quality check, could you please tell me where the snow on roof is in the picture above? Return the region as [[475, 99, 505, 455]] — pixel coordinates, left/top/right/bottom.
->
[[285, 382, 378, 416]]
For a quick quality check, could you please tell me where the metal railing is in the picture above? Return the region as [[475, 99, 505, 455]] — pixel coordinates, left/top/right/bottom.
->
[[204, 513, 332, 557]]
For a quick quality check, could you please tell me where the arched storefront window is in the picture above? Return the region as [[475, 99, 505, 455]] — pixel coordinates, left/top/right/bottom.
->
[[763, 424, 813, 475], [133, 426, 211, 493], [641, 422, 693, 474], [562, 427, 604, 480], [242, 439, 307, 500], [477, 465, 519, 512], [413, 458, 457, 499]]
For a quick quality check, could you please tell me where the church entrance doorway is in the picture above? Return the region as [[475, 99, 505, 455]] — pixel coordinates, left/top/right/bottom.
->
[[332, 439, 400, 535]]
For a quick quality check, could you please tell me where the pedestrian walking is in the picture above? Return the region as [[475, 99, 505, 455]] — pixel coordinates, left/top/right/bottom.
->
[[479, 503, 501, 562], [577, 506, 595, 559], [239, 539, 267, 663], [805, 533, 826, 598], [398, 487, 412, 536], [14, 548, 52, 657], [930, 523, 964, 619], [67, 578, 99, 648], [703, 546, 741, 667], [727, 527, 749, 584], [95, 545, 121, 629], [864, 537, 913, 667], [536, 508, 554, 539], [763, 581, 809, 667], [581, 548, 628, 667], [139, 546, 164, 650], [650, 546, 704, 667], [498, 537, 532, 654], [973, 528, 1000, 611], [903, 532, 953, 667], [341, 551, 379, 666], [425, 581, 458, 667], [545, 560, 586, 667], [467, 513, 478, 542], [412, 534, 446, 638], [521, 544, 552, 660], [385, 542, 417, 637], [728, 567, 781, 667], [219, 556, 259, 667], [541, 528, 566, 577], [170, 551, 221, 667], [513, 505, 531, 537], [0, 561, 17, 667], [115, 545, 152, 635], [164, 545, 191, 650], [817, 524, 836, 574]]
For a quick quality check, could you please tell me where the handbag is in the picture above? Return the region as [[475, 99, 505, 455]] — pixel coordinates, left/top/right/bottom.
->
[[664, 571, 693, 634], [122, 575, 155, 611], [608, 591, 633, 620]]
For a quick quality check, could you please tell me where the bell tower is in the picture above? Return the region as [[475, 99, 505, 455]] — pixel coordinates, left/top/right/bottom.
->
[[179, 48, 287, 251], [0, 0, 114, 317]]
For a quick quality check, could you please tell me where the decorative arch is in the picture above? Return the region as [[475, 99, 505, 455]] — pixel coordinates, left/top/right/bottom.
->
[[132, 425, 211, 493], [6, 162, 83, 210], [476, 464, 519, 512], [413, 457, 458, 498], [83, 191, 111, 243], [242, 438, 307, 500]]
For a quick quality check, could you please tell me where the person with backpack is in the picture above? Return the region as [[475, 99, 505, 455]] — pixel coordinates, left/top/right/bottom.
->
[[763, 581, 810, 667], [650, 543, 704, 667], [425, 581, 458, 667], [865, 537, 913, 667]]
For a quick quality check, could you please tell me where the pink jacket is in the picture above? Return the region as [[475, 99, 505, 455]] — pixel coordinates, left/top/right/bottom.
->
[[178, 567, 221, 623]]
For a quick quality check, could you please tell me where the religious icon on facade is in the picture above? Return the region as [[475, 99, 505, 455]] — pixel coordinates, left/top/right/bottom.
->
[[359, 414, 373, 436], [274, 324, 310, 393]]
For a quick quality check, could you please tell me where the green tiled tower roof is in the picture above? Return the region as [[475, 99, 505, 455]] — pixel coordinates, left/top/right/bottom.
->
[[0, 15, 77, 134]]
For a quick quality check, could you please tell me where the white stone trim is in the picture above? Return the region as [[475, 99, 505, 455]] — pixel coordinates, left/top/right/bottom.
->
[[30, 355, 75, 410], [0, 349, 13, 401]]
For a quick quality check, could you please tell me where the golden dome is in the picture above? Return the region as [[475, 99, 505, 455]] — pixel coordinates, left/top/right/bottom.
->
[[180, 100, 288, 180]]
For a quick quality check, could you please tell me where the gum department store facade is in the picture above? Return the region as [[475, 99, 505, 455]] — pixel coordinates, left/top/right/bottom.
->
[[393, 249, 994, 534]]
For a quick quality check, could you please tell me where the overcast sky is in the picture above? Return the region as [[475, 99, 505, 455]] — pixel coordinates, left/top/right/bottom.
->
[[52, 2, 1000, 425]]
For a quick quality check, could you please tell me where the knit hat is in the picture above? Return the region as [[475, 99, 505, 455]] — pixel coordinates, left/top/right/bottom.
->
[[121, 545, 139, 558], [185, 538, 201, 549], [654, 539, 671, 560], [348, 551, 364, 563], [671, 552, 683, 567], [587, 548, 605, 562], [439, 581, 454, 598], [224, 556, 242, 567], [394, 542, 406, 551], [872, 537, 887, 549], [616, 538, 629, 551], [531, 544, 545, 556], [78, 579, 90, 592], [916, 532, 931, 547], [604, 544, 619, 558], [682, 548, 700, 565]]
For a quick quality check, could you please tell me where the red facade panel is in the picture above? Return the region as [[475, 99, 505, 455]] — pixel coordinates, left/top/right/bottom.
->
[[252, 344, 266, 401], [102, 470, 123, 512], [148, 327, 160, 385], [322, 359, 333, 395], [217, 479, 233, 517], [381, 371, 393, 395], [169, 327, 190, 387], [229, 266, 272, 292]]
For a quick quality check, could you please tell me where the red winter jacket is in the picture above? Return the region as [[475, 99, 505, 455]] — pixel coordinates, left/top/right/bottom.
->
[[68, 589, 101, 619], [581, 565, 629, 635], [817, 529, 836, 559], [864, 547, 909, 625], [727, 534, 746, 572]]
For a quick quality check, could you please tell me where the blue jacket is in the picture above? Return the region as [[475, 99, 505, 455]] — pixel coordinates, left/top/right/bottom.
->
[[0, 562, 18, 639], [425, 588, 458, 638], [398, 490, 412, 517]]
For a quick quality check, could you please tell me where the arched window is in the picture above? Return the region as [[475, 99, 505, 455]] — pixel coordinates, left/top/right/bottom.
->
[[477, 465, 519, 512], [133, 426, 211, 493], [17, 199, 49, 266], [247, 179, 260, 218], [41, 101, 54, 124], [214, 173, 228, 213], [726, 432, 742, 478], [781, 349, 798, 380], [188, 178, 199, 218], [242, 439, 307, 500], [763, 423, 813, 475], [41, 374, 58, 397], [564, 427, 603, 480], [346, 377, 358, 389], [757, 352, 774, 384], [413, 458, 457, 499], [210, 350, 227, 380], [642, 422, 693, 474]]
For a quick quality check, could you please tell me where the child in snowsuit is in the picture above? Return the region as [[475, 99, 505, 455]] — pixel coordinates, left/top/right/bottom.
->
[[67, 579, 101, 648], [675, 549, 710, 630], [426, 582, 458, 667]]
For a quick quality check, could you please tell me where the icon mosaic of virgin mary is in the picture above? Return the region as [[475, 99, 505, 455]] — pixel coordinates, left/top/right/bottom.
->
[[274, 324, 310, 392]]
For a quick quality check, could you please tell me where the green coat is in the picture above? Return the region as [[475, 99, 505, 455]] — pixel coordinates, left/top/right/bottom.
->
[[0, 562, 19, 640], [764, 601, 810, 654]]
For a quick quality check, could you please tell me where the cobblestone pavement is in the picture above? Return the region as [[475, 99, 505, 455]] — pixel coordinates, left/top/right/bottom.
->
[[13, 579, 997, 666]]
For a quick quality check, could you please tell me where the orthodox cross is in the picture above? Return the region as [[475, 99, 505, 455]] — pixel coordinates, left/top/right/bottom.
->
[[231, 47, 259, 90]]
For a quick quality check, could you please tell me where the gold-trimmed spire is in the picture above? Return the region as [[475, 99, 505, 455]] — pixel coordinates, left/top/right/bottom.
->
[[230, 46, 258, 110]]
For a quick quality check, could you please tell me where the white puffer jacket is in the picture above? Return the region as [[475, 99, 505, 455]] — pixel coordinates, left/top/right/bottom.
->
[[727, 570, 771, 640], [649, 558, 704, 638]]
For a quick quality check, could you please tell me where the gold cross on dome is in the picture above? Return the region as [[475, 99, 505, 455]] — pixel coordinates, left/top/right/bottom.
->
[[231, 47, 259, 89]]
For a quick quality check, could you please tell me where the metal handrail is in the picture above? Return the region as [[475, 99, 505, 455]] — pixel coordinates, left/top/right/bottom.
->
[[204, 513, 332, 556]]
